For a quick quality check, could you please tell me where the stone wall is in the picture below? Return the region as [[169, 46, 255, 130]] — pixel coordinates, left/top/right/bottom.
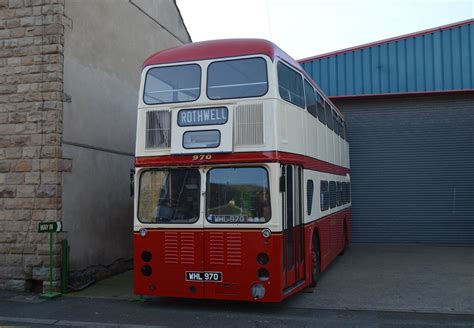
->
[[1, 0, 191, 292], [0, 0, 66, 291]]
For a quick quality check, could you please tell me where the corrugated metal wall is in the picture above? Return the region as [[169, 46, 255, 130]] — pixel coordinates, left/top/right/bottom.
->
[[301, 20, 474, 97], [336, 94, 474, 244]]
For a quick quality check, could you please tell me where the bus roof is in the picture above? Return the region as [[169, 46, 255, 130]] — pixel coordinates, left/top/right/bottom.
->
[[143, 38, 343, 119], [143, 38, 301, 69]]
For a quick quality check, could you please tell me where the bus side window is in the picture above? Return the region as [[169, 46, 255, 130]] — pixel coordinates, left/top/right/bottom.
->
[[335, 112, 343, 137], [336, 182, 342, 206], [316, 92, 326, 125], [307, 180, 314, 215], [347, 182, 352, 203], [277, 62, 305, 109], [333, 111, 340, 136], [338, 117, 344, 138], [342, 182, 347, 204], [336, 115, 342, 137], [343, 122, 346, 140], [320, 181, 329, 211], [325, 103, 333, 130], [304, 80, 317, 118], [329, 181, 337, 208]]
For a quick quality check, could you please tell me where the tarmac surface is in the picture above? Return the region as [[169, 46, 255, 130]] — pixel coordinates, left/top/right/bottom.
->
[[1, 292, 474, 328], [0, 245, 472, 327]]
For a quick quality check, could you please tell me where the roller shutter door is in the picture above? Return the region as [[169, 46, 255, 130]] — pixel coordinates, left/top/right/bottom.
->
[[336, 94, 474, 244]]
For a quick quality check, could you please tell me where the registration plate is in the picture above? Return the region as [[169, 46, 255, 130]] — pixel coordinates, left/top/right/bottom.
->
[[185, 271, 222, 282]]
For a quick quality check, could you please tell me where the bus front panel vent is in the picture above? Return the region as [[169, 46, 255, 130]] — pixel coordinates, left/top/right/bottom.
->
[[234, 103, 264, 146], [146, 110, 171, 149]]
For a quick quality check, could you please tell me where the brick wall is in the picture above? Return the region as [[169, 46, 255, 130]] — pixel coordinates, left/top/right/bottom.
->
[[0, 0, 67, 291]]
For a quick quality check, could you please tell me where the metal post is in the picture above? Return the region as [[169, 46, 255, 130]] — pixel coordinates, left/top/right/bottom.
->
[[40, 232, 61, 299], [49, 231, 53, 294], [61, 239, 68, 294]]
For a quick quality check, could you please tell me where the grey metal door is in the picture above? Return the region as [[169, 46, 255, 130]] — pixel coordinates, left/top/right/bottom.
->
[[337, 94, 474, 244]]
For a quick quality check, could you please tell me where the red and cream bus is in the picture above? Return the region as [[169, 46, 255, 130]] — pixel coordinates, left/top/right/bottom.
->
[[133, 39, 351, 302]]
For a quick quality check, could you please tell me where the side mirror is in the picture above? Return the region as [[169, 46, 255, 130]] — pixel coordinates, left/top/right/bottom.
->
[[130, 169, 135, 197]]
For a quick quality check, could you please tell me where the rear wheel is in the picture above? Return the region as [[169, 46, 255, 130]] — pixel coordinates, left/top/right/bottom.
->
[[339, 221, 348, 256], [309, 233, 320, 287]]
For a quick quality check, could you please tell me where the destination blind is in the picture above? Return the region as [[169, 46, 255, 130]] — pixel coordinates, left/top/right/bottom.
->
[[178, 107, 228, 126]]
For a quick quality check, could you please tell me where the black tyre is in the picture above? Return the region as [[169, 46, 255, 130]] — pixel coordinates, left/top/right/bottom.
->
[[339, 222, 348, 256], [309, 233, 321, 287]]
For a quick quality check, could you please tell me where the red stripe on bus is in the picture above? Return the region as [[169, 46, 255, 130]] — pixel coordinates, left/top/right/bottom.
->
[[135, 151, 350, 176]]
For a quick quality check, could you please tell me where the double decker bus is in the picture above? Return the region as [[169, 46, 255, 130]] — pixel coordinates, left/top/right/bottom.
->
[[133, 39, 351, 302]]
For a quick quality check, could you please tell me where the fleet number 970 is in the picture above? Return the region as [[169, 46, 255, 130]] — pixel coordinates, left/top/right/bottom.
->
[[192, 154, 212, 160]]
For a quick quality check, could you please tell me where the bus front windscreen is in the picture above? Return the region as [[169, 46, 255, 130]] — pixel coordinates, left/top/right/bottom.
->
[[143, 64, 201, 104], [206, 167, 271, 223], [138, 169, 201, 223]]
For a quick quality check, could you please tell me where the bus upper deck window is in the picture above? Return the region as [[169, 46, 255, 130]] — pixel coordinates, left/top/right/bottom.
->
[[207, 57, 268, 100], [277, 62, 305, 109], [144, 64, 201, 105], [304, 80, 317, 118]]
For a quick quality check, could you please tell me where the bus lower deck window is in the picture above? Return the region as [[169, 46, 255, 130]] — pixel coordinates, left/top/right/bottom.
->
[[329, 181, 337, 208], [206, 167, 271, 223]]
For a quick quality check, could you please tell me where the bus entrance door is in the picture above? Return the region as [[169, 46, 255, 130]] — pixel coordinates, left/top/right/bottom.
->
[[282, 165, 305, 290]]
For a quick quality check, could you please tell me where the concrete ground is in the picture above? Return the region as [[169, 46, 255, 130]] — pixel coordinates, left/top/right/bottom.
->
[[67, 270, 134, 300], [69, 245, 474, 315], [285, 245, 474, 314]]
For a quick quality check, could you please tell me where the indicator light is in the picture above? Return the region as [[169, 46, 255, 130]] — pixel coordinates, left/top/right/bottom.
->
[[262, 228, 271, 238]]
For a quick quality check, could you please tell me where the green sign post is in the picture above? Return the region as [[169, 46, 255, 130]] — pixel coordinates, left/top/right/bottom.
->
[[38, 221, 62, 299]]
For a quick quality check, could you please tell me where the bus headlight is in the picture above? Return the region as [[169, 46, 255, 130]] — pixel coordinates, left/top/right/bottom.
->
[[139, 228, 148, 237], [250, 283, 266, 299]]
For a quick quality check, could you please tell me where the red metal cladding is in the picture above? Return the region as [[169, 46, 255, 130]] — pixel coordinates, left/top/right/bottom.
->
[[135, 151, 350, 176]]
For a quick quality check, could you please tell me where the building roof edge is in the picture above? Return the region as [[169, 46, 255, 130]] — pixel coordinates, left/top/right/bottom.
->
[[299, 19, 474, 63]]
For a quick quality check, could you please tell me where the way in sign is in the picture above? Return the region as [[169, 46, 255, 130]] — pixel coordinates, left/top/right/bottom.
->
[[38, 221, 62, 233]]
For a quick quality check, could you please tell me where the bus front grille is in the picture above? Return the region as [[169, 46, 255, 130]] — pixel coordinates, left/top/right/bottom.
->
[[164, 231, 195, 265], [208, 232, 242, 267]]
